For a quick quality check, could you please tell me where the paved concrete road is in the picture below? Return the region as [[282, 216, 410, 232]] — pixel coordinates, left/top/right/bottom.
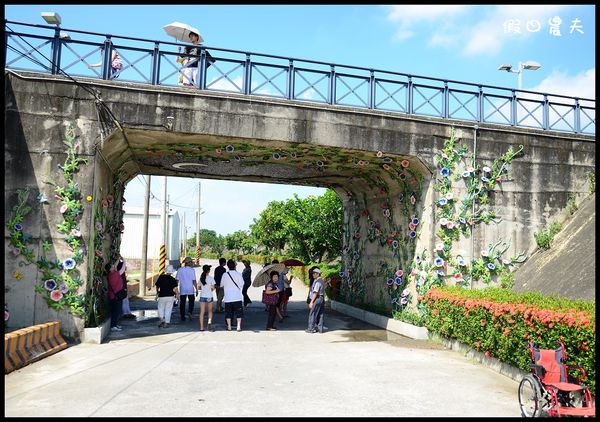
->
[[5, 260, 521, 417]]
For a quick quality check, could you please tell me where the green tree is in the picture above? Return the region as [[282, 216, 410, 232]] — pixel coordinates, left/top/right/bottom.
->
[[250, 189, 342, 263], [224, 230, 254, 254], [187, 229, 225, 255]]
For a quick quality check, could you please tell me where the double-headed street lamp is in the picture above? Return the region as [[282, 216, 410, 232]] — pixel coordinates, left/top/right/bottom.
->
[[498, 61, 542, 91]]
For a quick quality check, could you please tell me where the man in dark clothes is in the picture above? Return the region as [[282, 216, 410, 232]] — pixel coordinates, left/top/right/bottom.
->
[[214, 257, 227, 313]]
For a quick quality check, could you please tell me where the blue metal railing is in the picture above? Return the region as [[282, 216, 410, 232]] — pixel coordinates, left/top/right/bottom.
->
[[4, 20, 595, 135]]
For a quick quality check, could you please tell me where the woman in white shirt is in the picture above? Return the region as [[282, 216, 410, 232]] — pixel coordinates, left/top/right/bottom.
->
[[198, 264, 216, 332]]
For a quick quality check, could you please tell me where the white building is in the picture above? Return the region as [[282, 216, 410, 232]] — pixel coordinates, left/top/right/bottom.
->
[[120, 207, 181, 269]]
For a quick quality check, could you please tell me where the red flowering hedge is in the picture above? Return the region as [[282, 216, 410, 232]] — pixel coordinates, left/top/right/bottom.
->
[[423, 286, 595, 395]]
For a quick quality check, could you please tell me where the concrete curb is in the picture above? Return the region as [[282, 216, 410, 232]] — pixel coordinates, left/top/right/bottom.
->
[[428, 333, 529, 383], [330, 300, 429, 340], [82, 317, 111, 344], [4, 321, 68, 374]]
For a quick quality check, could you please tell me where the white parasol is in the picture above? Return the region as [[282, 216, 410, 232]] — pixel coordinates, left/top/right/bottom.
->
[[163, 22, 204, 43]]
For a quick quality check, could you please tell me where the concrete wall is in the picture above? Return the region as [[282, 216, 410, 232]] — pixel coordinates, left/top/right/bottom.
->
[[4, 72, 595, 338]]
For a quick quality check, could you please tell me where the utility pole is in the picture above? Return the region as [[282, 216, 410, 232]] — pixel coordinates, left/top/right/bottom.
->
[[140, 175, 151, 296], [181, 212, 186, 258], [195, 181, 201, 265], [159, 177, 168, 275]]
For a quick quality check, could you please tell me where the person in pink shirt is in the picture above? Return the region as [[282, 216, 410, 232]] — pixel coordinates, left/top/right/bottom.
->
[[106, 262, 125, 331]]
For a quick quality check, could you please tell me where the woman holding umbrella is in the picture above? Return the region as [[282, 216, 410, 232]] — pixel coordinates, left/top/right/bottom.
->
[[178, 31, 201, 86], [264, 271, 281, 331]]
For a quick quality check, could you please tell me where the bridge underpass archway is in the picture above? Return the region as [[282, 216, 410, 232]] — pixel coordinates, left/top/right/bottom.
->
[[102, 127, 434, 329]]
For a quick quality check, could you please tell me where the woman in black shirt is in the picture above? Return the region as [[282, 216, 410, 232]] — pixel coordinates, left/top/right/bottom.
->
[[155, 268, 179, 328]]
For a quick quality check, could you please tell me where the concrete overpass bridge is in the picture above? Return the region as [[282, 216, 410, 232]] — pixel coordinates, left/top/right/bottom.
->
[[4, 21, 595, 339]]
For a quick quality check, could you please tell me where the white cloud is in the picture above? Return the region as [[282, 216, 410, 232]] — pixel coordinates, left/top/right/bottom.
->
[[385, 5, 469, 42], [528, 68, 595, 100], [462, 5, 569, 56], [385, 5, 572, 56]]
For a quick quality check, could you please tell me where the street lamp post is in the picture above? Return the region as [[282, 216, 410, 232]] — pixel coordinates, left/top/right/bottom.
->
[[497, 61, 542, 91]]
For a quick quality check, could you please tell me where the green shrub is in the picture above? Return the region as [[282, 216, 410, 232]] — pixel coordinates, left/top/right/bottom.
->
[[588, 171, 595, 195], [392, 309, 426, 326], [499, 271, 514, 289], [423, 286, 595, 395], [534, 221, 562, 249]]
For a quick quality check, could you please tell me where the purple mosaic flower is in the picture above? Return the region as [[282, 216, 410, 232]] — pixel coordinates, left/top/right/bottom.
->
[[387, 278, 394, 286], [59, 282, 69, 294]]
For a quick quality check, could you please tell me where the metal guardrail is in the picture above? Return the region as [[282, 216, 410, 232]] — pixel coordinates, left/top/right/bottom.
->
[[4, 20, 595, 135]]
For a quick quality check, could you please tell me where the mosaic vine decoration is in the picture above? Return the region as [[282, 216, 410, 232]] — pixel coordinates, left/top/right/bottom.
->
[[335, 152, 425, 310], [5, 125, 88, 316], [402, 127, 527, 319]]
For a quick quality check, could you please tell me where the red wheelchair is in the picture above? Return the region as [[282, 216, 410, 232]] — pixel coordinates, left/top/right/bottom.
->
[[518, 341, 595, 417]]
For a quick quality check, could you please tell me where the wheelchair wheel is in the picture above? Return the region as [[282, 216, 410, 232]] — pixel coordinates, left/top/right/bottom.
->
[[519, 375, 543, 417]]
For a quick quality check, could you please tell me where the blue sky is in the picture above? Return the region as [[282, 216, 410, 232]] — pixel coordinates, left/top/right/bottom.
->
[[5, 5, 596, 236]]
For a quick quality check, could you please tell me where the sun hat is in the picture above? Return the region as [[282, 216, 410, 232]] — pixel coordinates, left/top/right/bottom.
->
[[313, 268, 321, 274]]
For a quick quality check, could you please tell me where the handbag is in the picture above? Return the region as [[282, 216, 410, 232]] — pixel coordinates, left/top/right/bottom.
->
[[262, 290, 278, 306], [285, 287, 293, 297], [115, 288, 127, 301]]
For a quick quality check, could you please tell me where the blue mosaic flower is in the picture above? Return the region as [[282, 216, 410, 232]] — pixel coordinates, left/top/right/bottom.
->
[[415, 255, 421, 264], [481, 176, 489, 183], [316, 160, 324, 167], [63, 258, 76, 270], [273, 153, 281, 160], [392, 240, 399, 249], [412, 218, 419, 226], [225, 145, 235, 153], [457, 258, 466, 266], [434, 257, 445, 267], [436, 270, 445, 276], [409, 231, 417, 239], [502, 163, 509, 173], [14, 224, 23, 231], [438, 198, 448, 206], [487, 263, 496, 271], [462, 171, 471, 178], [339, 272, 345, 278], [440, 168, 449, 177], [387, 278, 394, 286], [395, 277, 402, 286], [44, 279, 57, 291], [399, 173, 406, 180], [458, 217, 466, 224]]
